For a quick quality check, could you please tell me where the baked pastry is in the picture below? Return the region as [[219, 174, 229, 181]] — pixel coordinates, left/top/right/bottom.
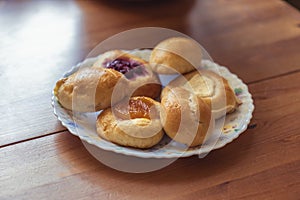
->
[[54, 50, 162, 112], [163, 70, 241, 119], [160, 87, 213, 147], [150, 37, 202, 74], [93, 50, 161, 99], [54, 67, 127, 112], [96, 96, 163, 149]]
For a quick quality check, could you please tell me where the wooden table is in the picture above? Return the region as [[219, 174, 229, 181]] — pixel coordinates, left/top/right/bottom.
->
[[1, 0, 299, 199]]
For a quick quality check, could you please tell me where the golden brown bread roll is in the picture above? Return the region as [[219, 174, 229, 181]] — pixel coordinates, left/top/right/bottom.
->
[[96, 96, 163, 149], [162, 70, 241, 119], [150, 37, 202, 74], [54, 67, 127, 112], [160, 87, 213, 147], [54, 50, 162, 112]]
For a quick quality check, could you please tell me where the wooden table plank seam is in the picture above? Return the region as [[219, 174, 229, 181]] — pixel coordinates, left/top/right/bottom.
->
[[246, 68, 300, 85], [0, 129, 66, 149]]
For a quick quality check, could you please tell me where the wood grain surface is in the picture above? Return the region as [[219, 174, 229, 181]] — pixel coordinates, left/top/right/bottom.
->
[[0, 0, 299, 199]]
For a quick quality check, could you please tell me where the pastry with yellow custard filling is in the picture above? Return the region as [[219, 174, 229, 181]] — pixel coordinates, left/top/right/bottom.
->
[[96, 96, 163, 149]]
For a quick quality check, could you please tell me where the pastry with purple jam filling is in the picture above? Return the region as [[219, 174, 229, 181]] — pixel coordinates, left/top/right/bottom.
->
[[54, 50, 161, 112], [93, 50, 161, 99], [105, 57, 146, 79]]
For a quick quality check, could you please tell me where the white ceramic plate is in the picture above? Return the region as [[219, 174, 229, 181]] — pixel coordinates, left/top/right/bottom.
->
[[52, 49, 254, 158]]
